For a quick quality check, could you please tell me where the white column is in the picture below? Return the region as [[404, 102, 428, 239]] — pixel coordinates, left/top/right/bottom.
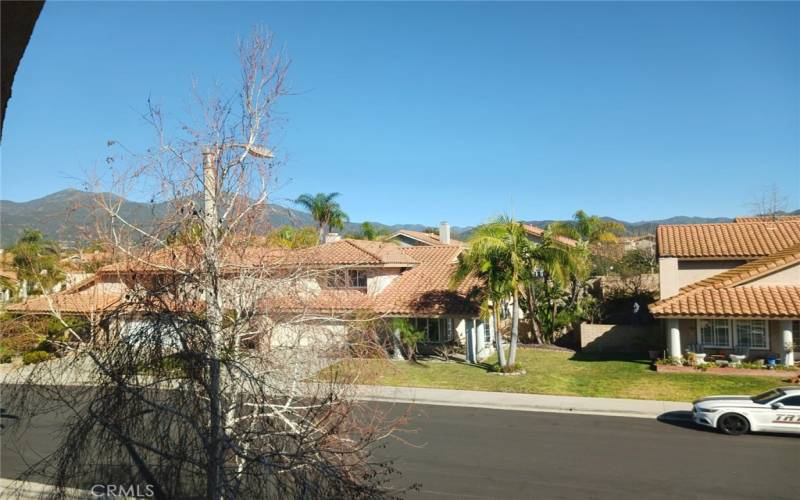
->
[[780, 320, 795, 366], [667, 318, 681, 359]]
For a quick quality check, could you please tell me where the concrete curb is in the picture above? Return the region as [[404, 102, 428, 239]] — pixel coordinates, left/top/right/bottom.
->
[[354, 385, 692, 419]]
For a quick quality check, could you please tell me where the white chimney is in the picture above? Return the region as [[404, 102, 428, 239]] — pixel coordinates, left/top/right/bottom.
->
[[325, 232, 341, 243], [439, 221, 451, 245]]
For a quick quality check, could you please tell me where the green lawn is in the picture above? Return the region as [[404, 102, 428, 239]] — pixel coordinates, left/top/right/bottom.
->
[[326, 349, 785, 402]]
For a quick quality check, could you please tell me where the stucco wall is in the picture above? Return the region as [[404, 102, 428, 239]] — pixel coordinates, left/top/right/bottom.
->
[[746, 262, 800, 286]]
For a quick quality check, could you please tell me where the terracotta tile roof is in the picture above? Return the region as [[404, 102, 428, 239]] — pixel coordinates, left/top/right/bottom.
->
[[522, 224, 578, 247], [372, 246, 482, 316], [268, 245, 483, 317], [388, 229, 465, 247], [292, 239, 418, 267], [657, 221, 800, 259], [99, 240, 417, 275], [650, 285, 800, 318], [734, 215, 800, 223], [680, 243, 800, 293], [652, 243, 800, 318], [6, 288, 124, 315], [22, 242, 483, 319]]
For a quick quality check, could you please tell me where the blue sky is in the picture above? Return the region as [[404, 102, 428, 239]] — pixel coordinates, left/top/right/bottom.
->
[[1, 1, 798, 226]]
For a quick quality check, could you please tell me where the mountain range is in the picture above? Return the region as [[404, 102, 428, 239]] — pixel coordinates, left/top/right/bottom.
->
[[1, 189, 798, 248]]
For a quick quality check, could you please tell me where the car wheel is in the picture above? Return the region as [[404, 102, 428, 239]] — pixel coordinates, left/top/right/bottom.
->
[[718, 413, 750, 435]]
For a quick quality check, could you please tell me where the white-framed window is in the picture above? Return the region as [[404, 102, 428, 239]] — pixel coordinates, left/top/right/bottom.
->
[[734, 319, 768, 349], [698, 319, 731, 348], [484, 317, 492, 343], [348, 270, 367, 288]]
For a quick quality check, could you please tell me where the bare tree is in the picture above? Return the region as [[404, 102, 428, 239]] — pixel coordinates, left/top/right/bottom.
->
[[5, 29, 405, 499], [749, 183, 790, 220]]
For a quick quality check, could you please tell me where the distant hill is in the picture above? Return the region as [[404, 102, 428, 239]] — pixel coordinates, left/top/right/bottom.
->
[[1, 189, 797, 247], [0, 189, 429, 247]]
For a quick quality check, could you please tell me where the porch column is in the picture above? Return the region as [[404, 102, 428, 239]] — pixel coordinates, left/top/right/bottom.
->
[[667, 318, 681, 359], [780, 320, 795, 366]]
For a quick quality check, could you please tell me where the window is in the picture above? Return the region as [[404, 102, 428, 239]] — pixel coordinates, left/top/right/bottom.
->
[[698, 319, 730, 348], [325, 270, 346, 288], [348, 270, 367, 288], [484, 317, 492, 343], [734, 320, 768, 349], [778, 395, 800, 407], [752, 389, 783, 405], [445, 318, 454, 342], [325, 269, 366, 289], [428, 318, 440, 342]]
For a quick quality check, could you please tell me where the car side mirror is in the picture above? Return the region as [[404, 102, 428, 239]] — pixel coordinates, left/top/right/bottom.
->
[[771, 402, 784, 410]]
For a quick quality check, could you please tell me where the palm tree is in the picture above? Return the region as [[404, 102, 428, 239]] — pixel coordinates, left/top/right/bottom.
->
[[549, 210, 624, 245], [451, 216, 535, 367], [11, 229, 64, 295], [294, 193, 350, 243]]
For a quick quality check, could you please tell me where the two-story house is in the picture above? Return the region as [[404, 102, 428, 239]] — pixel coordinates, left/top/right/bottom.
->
[[650, 218, 800, 365], [9, 238, 497, 362]]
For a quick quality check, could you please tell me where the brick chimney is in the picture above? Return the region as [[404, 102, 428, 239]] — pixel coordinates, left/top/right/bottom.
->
[[439, 221, 450, 245]]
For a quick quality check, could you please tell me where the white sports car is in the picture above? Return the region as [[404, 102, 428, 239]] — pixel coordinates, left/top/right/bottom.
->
[[692, 386, 800, 435]]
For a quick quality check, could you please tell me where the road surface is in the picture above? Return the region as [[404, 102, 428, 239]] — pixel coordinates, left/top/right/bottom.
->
[[1, 389, 796, 499]]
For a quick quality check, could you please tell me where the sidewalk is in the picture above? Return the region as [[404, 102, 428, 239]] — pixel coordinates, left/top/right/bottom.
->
[[355, 385, 691, 419]]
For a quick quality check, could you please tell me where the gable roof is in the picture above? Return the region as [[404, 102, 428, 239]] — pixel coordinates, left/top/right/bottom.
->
[[372, 245, 481, 316], [657, 221, 800, 259], [679, 243, 800, 293], [651, 243, 800, 318], [387, 229, 465, 247]]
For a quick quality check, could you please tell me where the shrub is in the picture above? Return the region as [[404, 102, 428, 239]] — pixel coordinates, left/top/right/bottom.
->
[[488, 362, 523, 373], [0, 346, 12, 364], [22, 350, 50, 365], [655, 356, 682, 366]]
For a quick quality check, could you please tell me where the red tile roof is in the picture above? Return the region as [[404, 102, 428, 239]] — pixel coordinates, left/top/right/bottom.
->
[[651, 243, 800, 318], [649, 286, 800, 318], [7, 288, 123, 315], [657, 221, 800, 259], [372, 246, 481, 316], [522, 224, 578, 247], [734, 215, 800, 223]]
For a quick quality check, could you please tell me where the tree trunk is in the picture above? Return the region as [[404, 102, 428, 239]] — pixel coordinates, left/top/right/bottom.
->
[[508, 289, 520, 366], [203, 150, 224, 500], [318, 223, 326, 244], [526, 284, 544, 344], [494, 307, 506, 367], [391, 328, 405, 360]]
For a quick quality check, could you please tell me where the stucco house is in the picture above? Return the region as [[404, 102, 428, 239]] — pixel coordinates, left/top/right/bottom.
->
[[8, 238, 497, 362], [650, 218, 800, 365]]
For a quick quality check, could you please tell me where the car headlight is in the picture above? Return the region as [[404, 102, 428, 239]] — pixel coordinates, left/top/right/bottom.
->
[[696, 407, 718, 413]]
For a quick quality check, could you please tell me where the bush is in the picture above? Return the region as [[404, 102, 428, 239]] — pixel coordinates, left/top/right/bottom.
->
[[0, 346, 12, 364], [22, 350, 50, 365], [488, 362, 523, 373]]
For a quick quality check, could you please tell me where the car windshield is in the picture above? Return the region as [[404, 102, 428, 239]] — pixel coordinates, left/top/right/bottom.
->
[[751, 389, 784, 405]]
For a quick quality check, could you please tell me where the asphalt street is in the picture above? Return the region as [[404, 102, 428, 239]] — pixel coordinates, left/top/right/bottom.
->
[[1, 388, 796, 499], [375, 404, 797, 500]]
